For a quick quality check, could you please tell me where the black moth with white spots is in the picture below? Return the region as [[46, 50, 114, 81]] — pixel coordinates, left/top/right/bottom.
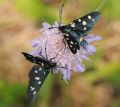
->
[[59, 11, 100, 54], [22, 52, 56, 103]]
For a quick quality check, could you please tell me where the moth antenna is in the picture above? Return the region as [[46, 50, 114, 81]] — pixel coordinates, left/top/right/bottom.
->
[[59, 3, 64, 25], [59, 3, 64, 26], [95, 0, 106, 11], [48, 3, 64, 30]]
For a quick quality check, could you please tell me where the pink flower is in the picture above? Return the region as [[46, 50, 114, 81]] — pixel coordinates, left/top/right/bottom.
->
[[30, 22, 102, 82]]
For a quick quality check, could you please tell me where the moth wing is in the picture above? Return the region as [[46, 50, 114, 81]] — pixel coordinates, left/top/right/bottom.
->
[[27, 65, 50, 103], [22, 52, 44, 65], [69, 11, 100, 34], [64, 33, 80, 54]]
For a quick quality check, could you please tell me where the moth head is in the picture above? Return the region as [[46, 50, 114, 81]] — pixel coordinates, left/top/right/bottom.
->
[[59, 25, 70, 32]]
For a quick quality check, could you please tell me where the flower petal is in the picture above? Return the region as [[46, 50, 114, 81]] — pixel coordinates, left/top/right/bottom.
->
[[85, 34, 102, 43], [74, 64, 85, 72], [29, 22, 102, 81], [61, 68, 71, 81], [30, 50, 40, 56], [31, 39, 41, 47], [53, 68, 59, 74], [80, 54, 90, 61], [86, 45, 96, 55], [53, 21, 59, 27], [42, 22, 51, 29]]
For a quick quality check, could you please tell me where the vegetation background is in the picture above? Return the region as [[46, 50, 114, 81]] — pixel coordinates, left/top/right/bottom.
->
[[0, 0, 120, 107]]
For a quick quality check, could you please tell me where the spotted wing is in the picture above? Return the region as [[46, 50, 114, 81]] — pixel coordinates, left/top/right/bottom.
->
[[63, 33, 80, 54], [22, 52, 45, 65], [69, 11, 100, 35], [27, 65, 50, 103]]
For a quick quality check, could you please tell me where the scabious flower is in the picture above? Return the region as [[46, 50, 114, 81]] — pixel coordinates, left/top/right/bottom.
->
[[30, 22, 102, 82]]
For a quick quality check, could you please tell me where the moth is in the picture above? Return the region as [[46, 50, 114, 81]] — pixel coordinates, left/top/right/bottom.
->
[[22, 52, 56, 102], [51, 4, 100, 54], [22, 50, 66, 103]]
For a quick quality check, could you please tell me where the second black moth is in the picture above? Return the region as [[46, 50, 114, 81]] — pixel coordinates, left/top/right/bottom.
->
[[58, 11, 100, 54], [22, 52, 57, 103]]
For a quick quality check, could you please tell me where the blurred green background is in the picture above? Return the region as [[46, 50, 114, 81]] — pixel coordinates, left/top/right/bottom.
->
[[0, 0, 120, 107]]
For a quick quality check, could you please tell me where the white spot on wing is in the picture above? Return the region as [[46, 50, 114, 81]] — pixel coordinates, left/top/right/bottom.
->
[[35, 77, 40, 80], [65, 34, 69, 37], [35, 70, 38, 73], [33, 91, 36, 95], [39, 68, 42, 71], [38, 81, 41, 84], [82, 21, 87, 25], [66, 38, 69, 40], [31, 87, 35, 91], [71, 23, 75, 27], [41, 63, 44, 66], [70, 41, 73, 44], [88, 15, 91, 20], [78, 19, 81, 22], [92, 18, 95, 21], [84, 27, 87, 30]]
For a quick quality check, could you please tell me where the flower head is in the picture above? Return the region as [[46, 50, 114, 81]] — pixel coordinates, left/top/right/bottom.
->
[[30, 22, 102, 82]]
